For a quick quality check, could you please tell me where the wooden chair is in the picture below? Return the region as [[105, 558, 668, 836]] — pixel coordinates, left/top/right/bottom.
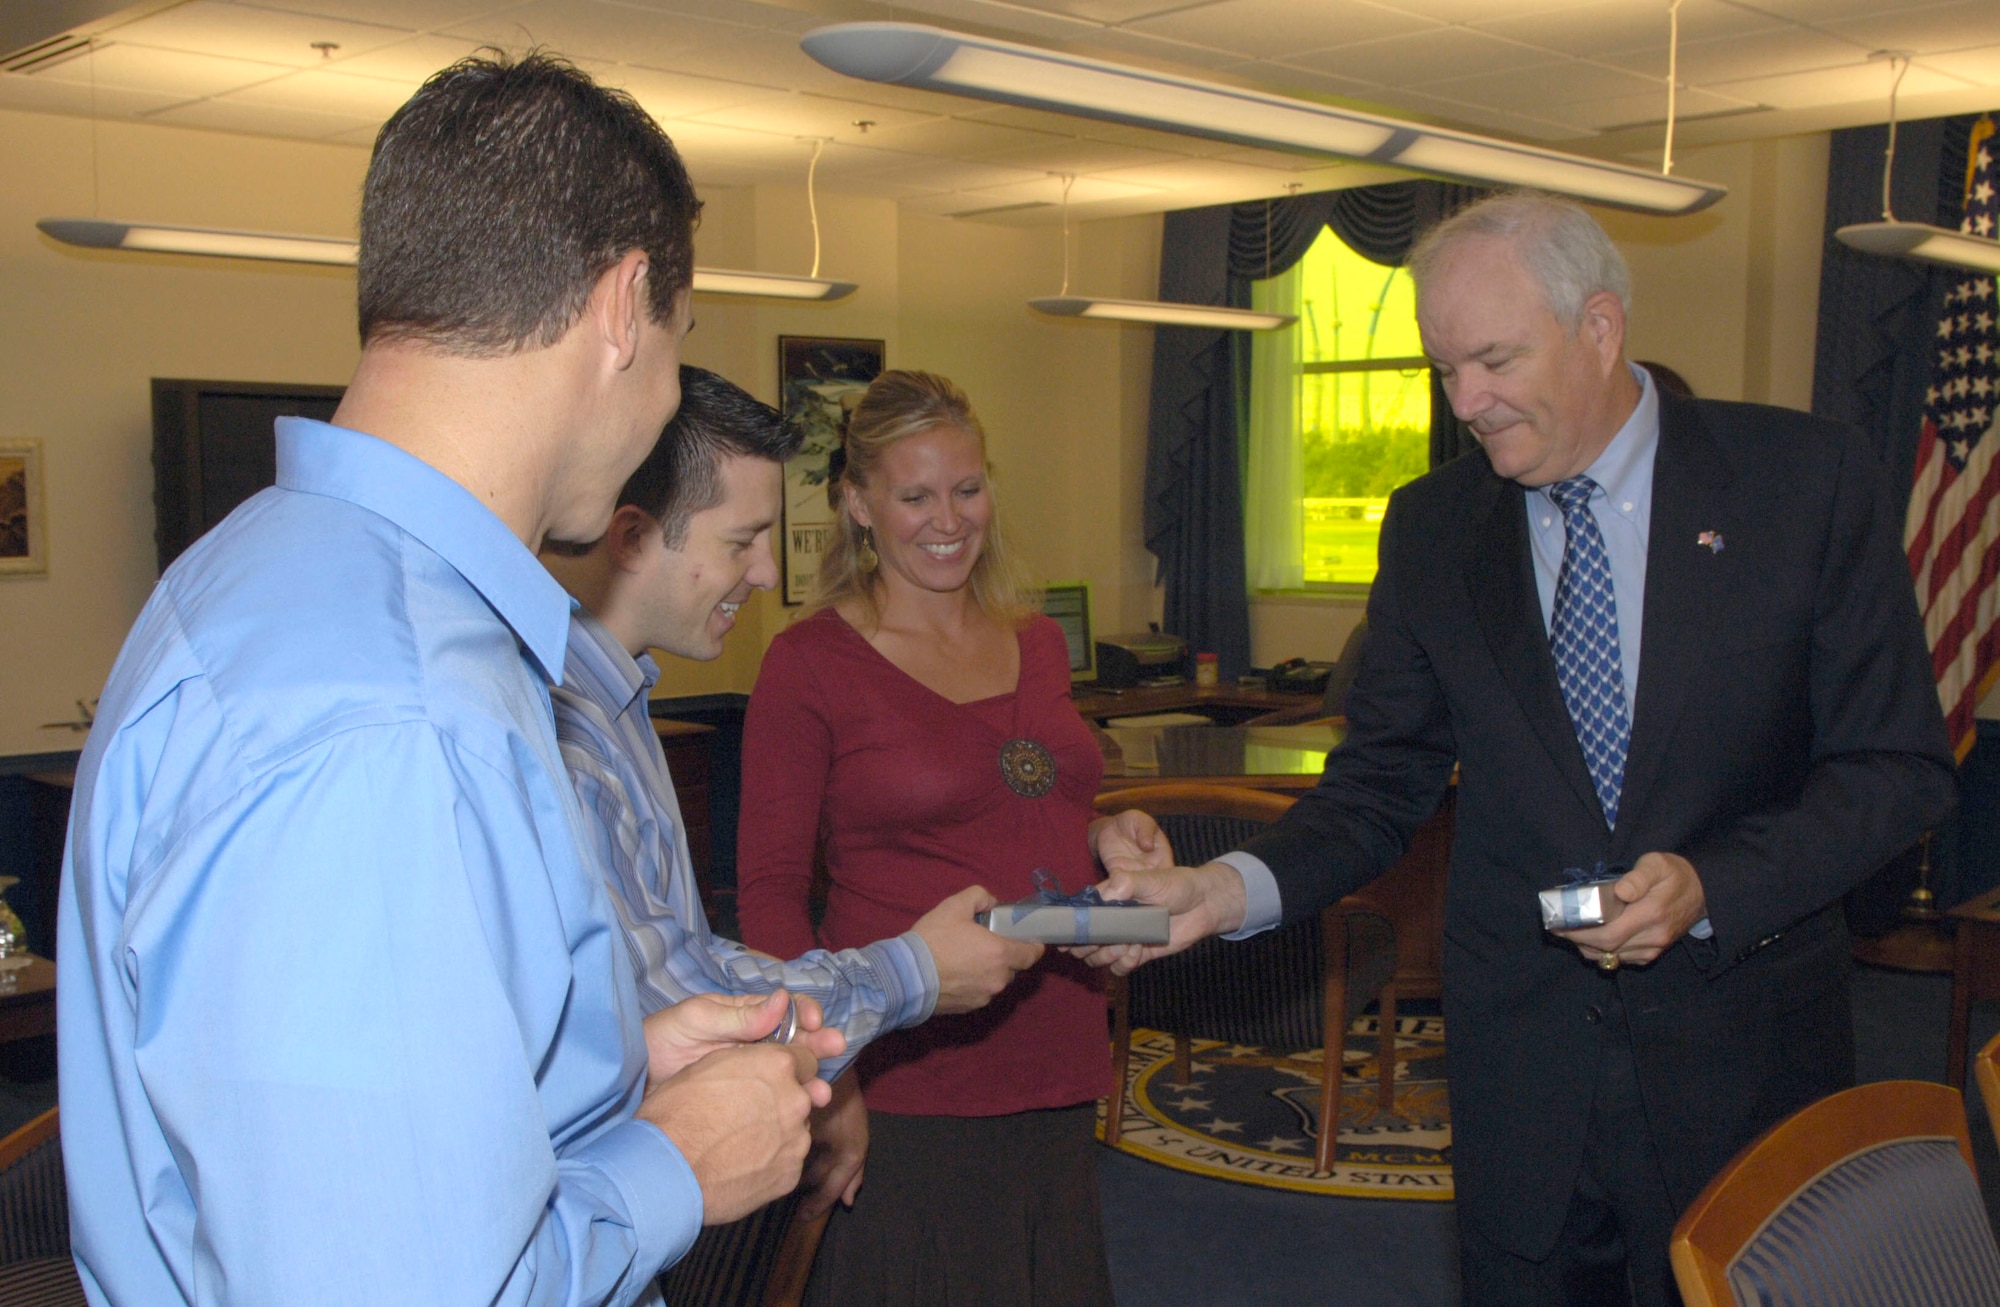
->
[[1974, 1030, 2000, 1156], [1671, 1081, 2000, 1307], [0, 1107, 84, 1306], [1092, 782, 1450, 1173]]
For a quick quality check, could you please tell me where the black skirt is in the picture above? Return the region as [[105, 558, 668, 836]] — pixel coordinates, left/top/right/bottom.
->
[[803, 1104, 1114, 1307]]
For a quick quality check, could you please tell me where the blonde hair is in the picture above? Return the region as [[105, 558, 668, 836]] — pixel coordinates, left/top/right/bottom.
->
[[805, 369, 1038, 629]]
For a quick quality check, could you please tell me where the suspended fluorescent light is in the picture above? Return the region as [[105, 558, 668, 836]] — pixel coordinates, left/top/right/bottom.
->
[[39, 218, 356, 265], [800, 22, 1726, 216], [1030, 295, 1295, 330], [1025, 176, 1296, 330], [692, 269, 858, 299], [1833, 53, 2000, 275], [38, 217, 865, 297], [1836, 222, 2000, 274]]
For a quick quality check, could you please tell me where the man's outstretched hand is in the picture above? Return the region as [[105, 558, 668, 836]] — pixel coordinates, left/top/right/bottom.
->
[[1067, 861, 1248, 975]]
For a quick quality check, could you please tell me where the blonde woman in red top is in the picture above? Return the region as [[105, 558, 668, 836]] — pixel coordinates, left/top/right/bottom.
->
[[738, 370, 1169, 1306]]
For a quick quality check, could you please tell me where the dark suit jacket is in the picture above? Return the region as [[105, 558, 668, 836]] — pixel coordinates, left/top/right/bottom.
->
[[1242, 391, 1957, 1258]]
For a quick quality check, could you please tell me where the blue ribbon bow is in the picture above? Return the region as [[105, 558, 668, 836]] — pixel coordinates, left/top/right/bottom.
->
[[1010, 868, 1127, 939]]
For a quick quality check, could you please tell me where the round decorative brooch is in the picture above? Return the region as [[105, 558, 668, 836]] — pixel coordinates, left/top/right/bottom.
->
[[999, 738, 1057, 798]]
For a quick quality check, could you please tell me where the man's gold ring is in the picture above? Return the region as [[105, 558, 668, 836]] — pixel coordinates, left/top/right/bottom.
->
[[1598, 951, 1621, 972]]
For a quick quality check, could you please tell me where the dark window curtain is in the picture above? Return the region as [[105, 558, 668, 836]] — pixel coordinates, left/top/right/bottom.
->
[[1811, 113, 1978, 488], [1813, 111, 1991, 912], [1145, 182, 1483, 678]]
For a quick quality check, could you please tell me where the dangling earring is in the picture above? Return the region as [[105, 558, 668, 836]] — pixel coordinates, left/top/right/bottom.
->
[[856, 527, 879, 574]]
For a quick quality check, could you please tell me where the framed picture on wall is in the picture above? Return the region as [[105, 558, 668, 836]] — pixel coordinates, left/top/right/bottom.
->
[[0, 439, 47, 576], [778, 336, 884, 605]]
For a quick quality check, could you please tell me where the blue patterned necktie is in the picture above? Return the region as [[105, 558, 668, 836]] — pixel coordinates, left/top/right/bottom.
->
[[1547, 475, 1631, 828]]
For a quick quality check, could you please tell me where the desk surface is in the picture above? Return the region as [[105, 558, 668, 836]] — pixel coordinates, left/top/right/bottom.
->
[[1097, 723, 1342, 791], [1071, 682, 1315, 723]]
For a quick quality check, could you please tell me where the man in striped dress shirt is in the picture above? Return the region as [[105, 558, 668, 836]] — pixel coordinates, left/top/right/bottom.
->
[[542, 366, 1049, 1217]]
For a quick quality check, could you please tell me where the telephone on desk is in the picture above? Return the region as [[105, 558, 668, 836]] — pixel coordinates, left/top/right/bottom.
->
[[1266, 657, 1338, 696]]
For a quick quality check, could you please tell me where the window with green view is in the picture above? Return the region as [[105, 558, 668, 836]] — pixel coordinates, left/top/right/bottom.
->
[[1246, 226, 1432, 589]]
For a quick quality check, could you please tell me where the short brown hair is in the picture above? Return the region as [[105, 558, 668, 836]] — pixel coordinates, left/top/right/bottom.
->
[[622, 367, 801, 549], [358, 51, 701, 355]]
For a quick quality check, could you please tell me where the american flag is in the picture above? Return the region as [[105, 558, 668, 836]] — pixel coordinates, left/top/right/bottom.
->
[[1907, 116, 2000, 760]]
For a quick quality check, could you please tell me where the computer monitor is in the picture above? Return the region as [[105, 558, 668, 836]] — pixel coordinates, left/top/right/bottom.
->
[[1041, 581, 1095, 683]]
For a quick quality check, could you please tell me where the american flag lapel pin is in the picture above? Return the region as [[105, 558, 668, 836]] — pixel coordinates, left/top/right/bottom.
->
[[1697, 531, 1724, 553]]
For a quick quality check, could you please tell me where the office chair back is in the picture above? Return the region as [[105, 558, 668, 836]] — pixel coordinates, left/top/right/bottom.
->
[[1671, 1080, 2000, 1307], [0, 1107, 84, 1306]]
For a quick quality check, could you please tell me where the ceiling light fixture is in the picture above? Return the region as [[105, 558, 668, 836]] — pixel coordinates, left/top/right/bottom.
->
[[38, 218, 357, 265], [1835, 51, 2000, 275], [799, 22, 1727, 216], [1027, 174, 1296, 331], [693, 136, 857, 301]]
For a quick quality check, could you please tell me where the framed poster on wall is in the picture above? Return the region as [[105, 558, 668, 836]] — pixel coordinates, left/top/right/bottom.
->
[[778, 336, 884, 605], [0, 439, 47, 576]]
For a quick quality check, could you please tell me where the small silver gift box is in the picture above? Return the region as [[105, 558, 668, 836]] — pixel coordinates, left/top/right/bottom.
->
[[1539, 877, 1626, 931]]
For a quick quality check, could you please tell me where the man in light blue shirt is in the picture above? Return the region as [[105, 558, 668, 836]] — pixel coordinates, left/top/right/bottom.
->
[[59, 55, 835, 1306]]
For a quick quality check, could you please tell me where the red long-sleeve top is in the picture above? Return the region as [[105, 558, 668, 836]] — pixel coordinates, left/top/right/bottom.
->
[[737, 609, 1111, 1117]]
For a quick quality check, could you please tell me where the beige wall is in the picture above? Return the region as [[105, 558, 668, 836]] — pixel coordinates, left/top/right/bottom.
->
[[0, 108, 365, 759], [0, 103, 1164, 754], [1247, 132, 1835, 668]]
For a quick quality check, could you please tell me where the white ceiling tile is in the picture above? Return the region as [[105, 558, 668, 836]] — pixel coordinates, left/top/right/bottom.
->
[[1919, 44, 2000, 84], [1221, 60, 1381, 100], [1283, 27, 1567, 83], [858, 114, 1073, 158], [610, 0, 831, 32], [871, 0, 1104, 43], [1356, 86, 1598, 141], [956, 171, 1164, 202], [1599, 28, 1872, 85], [312, 34, 488, 82], [602, 65, 776, 117], [681, 91, 937, 139], [1703, 58, 1974, 111], [858, 157, 1054, 195], [656, 27, 874, 94], [1059, 26, 1268, 71], [971, 0, 1230, 26], [1122, 0, 1438, 62], [1413, 59, 1664, 108], [981, 136, 1189, 172], [1715, 0, 1937, 21], [1467, 0, 1782, 61], [1361, 0, 1600, 24], [1816, 2, 2000, 56], [240, 0, 518, 30], [35, 44, 295, 99], [1548, 84, 1765, 132], [108, 2, 412, 67], [444, 0, 750, 64], [146, 95, 380, 138], [220, 67, 417, 116], [0, 77, 186, 120]]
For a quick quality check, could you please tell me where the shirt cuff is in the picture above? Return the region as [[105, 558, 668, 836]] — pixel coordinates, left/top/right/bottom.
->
[[585, 1116, 703, 1277], [1689, 916, 1714, 940], [872, 933, 939, 1029], [1215, 852, 1283, 939]]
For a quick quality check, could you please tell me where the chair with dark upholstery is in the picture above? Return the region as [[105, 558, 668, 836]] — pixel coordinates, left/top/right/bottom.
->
[[658, 1188, 828, 1307], [0, 1107, 85, 1307], [1091, 781, 1450, 1172], [1245, 618, 1370, 727], [1671, 1080, 2000, 1307]]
